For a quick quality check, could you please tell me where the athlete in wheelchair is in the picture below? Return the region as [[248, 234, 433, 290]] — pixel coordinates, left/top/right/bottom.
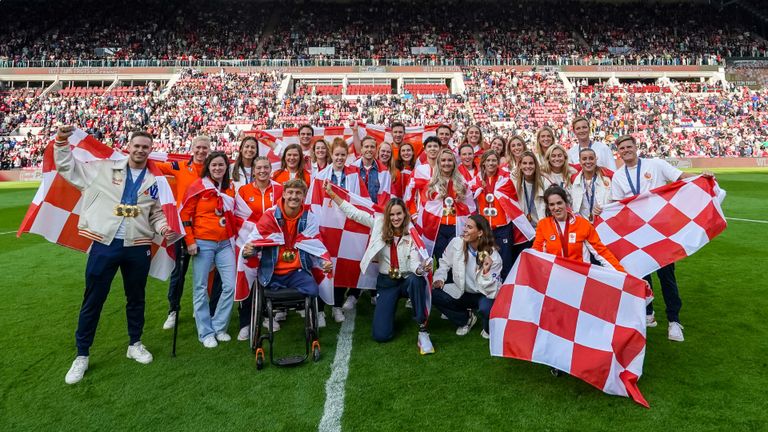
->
[[241, 179, 333, 369]]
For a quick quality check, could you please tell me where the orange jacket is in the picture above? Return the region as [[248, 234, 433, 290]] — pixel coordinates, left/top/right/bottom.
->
[[533, 214, 624, 272], [237, 182, 278, 221], [273, 205, 302, 275], [157, 159, 204, 206], [180, 186, 235, 246], [476, 174, 508, 229], [272, 168, 311, 186]]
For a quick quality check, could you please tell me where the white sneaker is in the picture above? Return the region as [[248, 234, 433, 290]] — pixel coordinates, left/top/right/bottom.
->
[[480, 329, 490, 339], [342, 296, 358, 311], [275, 311, 287, 321], [646, 313, 658, 328], [668, 322, 685, 342], [317, 312, 327, 328], [215, 332, 231, 342], [262, 317, 281, 332], [202, 335, 218, 348], [440, 313, 448, 320], [456, 314, 477, 336], [418, 331, 435, 355], [237, 326, 249, 341], [370, 294, 377, 306], [405, 299, 413, 309], [65, 356, 89, 384], [162, 311, 177, 330], [126, 342, 153, 364], [332, 307, 345, 323]]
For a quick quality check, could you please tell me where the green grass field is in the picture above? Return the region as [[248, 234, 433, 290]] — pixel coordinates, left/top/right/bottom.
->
[[1, 170, 767, 432]]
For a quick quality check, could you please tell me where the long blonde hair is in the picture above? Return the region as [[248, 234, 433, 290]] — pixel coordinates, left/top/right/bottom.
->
[[541, 144, 573, 188], [428, 148, 466, 201], [534, 127, 557, 162]]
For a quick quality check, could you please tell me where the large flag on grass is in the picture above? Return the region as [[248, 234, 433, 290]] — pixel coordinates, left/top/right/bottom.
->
[[489, 249, 652, 407], [594, 175, 727, 277], [17, 130, 183, 280]]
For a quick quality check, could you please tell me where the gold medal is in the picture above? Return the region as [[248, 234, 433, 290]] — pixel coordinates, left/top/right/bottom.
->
[[281, 249, 296, 262], [114, 204, 124, 216], [442, 197, 456, 217], [125, 206, 134, 217], [389, 267, 401, 279], [477, 250, 490, 264]]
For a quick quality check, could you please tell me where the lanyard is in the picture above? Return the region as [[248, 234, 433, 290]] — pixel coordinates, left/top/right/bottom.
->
[[625, 159, 642, 196], [241, 166, 252, 184], [121, 167, 147, 205], [524, 182, 535, 217], [554, 217, 570, 257], [583, 173, 596, 215]]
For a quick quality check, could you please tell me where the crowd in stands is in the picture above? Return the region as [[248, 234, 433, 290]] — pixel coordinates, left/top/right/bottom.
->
[[2, 67, 767, 166], [0, 0, 267, 62], [1, 1, 766, 66], [572, 82, 768, 157]]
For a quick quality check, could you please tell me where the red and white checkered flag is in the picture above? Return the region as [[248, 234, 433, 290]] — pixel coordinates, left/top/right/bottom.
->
[[306, 165, 379, 296], [17, 129, 183, 280], [490, 249, 652, 407], [594, 175, 727, 277], [248, 125, 357, 170]]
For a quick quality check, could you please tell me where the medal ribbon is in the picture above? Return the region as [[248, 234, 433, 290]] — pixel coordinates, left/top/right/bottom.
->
[[389, 236, 401, 274], [625, 159, 642, 196], [524, 182, 535, 218], [583, 173, 596, 216], [121, 167, 147, 206]]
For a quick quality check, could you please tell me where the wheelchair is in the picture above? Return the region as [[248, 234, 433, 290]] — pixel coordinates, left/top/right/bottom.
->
[[249, 281, 321, 370]]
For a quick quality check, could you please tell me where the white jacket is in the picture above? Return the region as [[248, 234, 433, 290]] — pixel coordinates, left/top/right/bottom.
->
[[338, 201, 422, 274], [54, 144, 168, 247], [433, 237, 503, 299], [570, 172, 612, 219]]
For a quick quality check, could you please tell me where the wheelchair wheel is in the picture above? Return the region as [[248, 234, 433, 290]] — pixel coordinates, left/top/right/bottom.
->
[[312, 341, 321, 362], [250, 283, 264, 352]]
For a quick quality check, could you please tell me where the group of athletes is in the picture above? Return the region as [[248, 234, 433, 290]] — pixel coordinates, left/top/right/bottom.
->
[[51, 117, 711, 384]]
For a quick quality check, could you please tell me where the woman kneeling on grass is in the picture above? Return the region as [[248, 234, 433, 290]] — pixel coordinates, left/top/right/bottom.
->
[[431, 215, 503, 339], [324, 182, 435, 355]]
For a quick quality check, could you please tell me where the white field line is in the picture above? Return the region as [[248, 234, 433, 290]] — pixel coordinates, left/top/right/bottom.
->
[[318, 307, 356, 432], [0, 231, 18, 235], [726, 217, 768, 224]]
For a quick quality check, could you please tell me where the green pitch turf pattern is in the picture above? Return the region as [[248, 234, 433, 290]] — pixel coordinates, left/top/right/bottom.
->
[[0, 171, 766, 432]]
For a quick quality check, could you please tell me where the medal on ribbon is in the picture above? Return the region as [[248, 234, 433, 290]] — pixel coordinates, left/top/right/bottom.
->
[[483, 193, 498, 217], [442, 197, 455, 216], [281, 249, 297, 262]]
